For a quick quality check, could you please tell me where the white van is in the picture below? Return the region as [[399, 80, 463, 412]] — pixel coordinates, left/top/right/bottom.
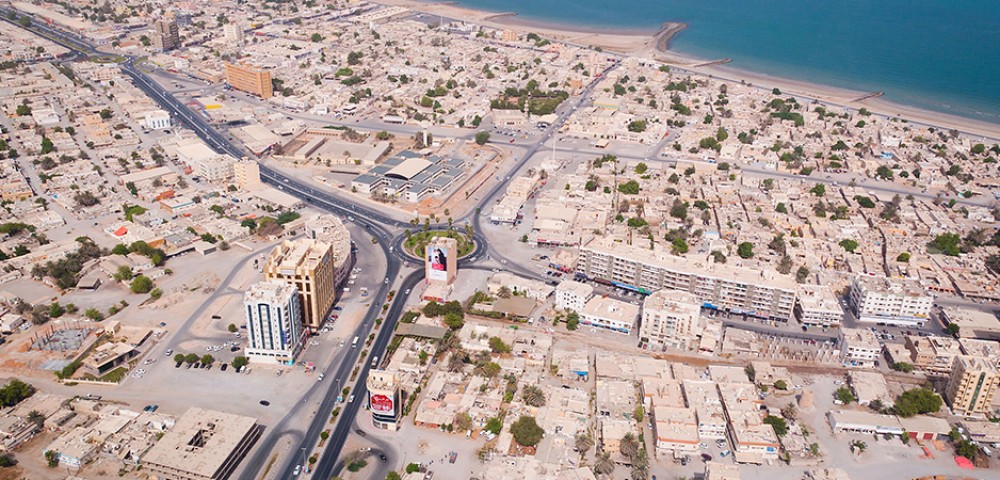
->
[[370, 356, 379, 367], [351, 336, 359, 348]]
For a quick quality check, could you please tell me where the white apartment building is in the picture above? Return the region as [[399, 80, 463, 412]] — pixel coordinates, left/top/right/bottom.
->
[[244, 281, 304, 365], [640, 289, 702, 351], [577, 238, 796, 321], [555, 280, 594, 313], [143, 110, 171, 130], [176, 139, 236, 182], [682, 380, 727, 439], [849, 276, 933, 327], [839, 327, 881, 368], [223, 22, 245, 46], [794, 284, 844, 328], [580, 296, 639, 334]]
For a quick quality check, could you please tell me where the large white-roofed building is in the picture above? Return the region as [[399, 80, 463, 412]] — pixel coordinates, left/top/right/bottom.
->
[[351, 151, 466, 202]]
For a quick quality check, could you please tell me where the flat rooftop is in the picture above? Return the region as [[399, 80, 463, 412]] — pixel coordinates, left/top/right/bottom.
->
[[142, 407, 258, 478]]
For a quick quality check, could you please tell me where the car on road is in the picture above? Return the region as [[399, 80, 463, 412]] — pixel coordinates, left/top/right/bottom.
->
[[221, 363, 228, 371], [378, 453, 387, 463], [293, 465, 301, 476], [165, 349, 173, 356], [355, 429, 366, 436], [348, 394, 355, 403], [318, 373, 325, 381], [259, 400, 270, 406], [175, 362, 182, 368]]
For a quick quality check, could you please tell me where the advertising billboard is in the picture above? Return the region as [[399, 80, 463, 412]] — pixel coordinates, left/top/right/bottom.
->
[[427, 246, 448, 282], [369, 392, 394, 415]]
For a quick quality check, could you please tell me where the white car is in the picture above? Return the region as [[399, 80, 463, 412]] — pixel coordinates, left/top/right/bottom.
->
[[318, 374, 325, 381]]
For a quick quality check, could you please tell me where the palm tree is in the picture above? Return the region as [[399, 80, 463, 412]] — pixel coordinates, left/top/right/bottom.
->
[[593, 451, 614, 476], [521, 385, 546, 407], [26, 410, 44, 431], [497, 286, 512, 299], [574, 432, 594, 453], [619, 432, 640, 460], [630, 448, 649, 479]]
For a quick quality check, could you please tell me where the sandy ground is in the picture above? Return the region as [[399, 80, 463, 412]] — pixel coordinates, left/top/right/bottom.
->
[[374, 0, 1000, 140]]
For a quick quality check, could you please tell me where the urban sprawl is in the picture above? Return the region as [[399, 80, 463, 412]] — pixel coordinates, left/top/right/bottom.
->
[[0, 1, 998, 480]]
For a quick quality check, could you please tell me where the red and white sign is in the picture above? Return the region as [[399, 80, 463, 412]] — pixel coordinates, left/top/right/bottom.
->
[[369, 393, 394, 414]]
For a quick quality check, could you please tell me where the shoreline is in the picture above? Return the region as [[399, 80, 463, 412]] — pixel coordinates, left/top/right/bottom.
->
[[376, 0, 1000, 139]]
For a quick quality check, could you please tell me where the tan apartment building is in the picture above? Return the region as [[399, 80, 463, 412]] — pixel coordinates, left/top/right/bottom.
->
[[264, 239, 335, 331], [577, 237, 796, 321], [640, 289, 702, 351], [224, 63, 273, 99], [903, 335, 962, 374], [142, 408, 260, 480], [151, 19, 179, 51], [946, 355, 1000, 416]]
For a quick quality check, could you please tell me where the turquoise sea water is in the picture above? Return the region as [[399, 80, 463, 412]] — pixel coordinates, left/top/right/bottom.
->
[[448, 0, 1000, 125]]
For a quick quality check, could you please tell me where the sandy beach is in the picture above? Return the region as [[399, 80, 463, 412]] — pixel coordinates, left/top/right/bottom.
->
[[376, 0, 1000, 139]]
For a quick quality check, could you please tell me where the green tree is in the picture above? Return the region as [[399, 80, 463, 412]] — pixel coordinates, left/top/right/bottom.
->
[[810, 184, 826, 196], [854, 195, 876, 208], [627, 120, 647, 132], [443, 312, 464, 330], [565, 311, 579, 331], [891, 362, 915, 373], [896, 252, 911, 262], [764, 415, 788, 436], [485, 417, 502, 435], [795, 266, 810, 283], [45, 450, 59, 468], [835, 386, 855, 404], [228, 323, 238, 333], [946, 323, 960, 337], [200, 354, 214, 365], [310, 33, 323, 42], [955, 440, 978, 460], [232, 356, 249, 369], [671, 238, 689, 254], [635, 162, 648, 174], [84, 308, 104, 321], [113, 265, 133, 282], [894, 387, 942, 417], [174, 354, 185, 364], [129, 275, 154, 294], [474, 131, 490, 145], [875, 165, 894, 179], [737, 242, 754, 259], [617, 180, 640, 195], [510, 415, 544, 446], [489, 336, 511, 354], [774, 380, 788, 390], [184, 353, 199, 364], [99, 108, 112, 119], [927, 233, 962, 256], [839, 239, 859, 253], [40, 137, 54, 154], [775, 203, 788, 214]]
